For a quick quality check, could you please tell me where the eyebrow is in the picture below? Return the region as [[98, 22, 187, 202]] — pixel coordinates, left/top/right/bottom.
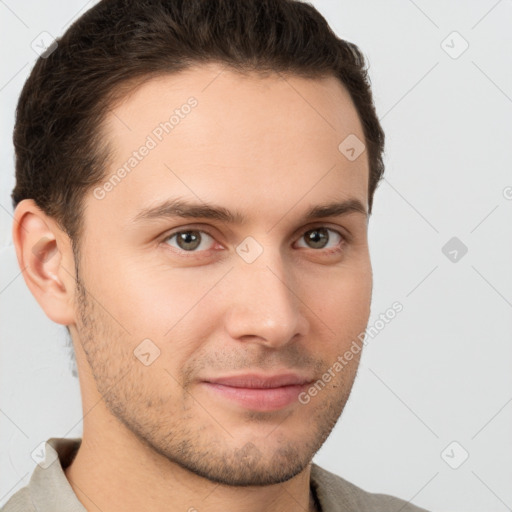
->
[[131, 197, 367, 225]]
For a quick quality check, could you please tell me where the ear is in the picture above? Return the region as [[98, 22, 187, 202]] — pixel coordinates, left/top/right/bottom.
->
[[11, 199, 77, 325]]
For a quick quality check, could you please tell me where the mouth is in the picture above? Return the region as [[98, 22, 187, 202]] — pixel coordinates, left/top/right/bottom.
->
[[200, 372, 314, 412]]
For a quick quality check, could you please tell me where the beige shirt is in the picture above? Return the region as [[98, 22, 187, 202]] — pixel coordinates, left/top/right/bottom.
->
[[1, 438, 429, 512]]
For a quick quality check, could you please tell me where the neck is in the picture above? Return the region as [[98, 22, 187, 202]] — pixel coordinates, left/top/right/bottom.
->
[[64, 410, 317, 512]]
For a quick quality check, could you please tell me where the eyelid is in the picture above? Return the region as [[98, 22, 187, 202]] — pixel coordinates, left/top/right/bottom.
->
[[298, 222, 350, 239]]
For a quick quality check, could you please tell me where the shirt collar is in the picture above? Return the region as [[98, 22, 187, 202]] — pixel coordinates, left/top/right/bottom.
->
[[28, 438, 86, 512]]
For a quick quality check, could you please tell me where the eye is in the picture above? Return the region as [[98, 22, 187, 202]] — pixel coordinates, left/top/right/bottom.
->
[[162, 226, 345, 256], [164, 230, 216, 252], [295, 227, 344, 250]]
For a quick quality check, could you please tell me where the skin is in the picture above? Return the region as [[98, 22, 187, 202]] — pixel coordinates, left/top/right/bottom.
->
[[12, 62, 372, 512]]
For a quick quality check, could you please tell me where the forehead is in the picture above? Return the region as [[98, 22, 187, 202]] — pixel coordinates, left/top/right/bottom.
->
[[92, 64, 369, 226]]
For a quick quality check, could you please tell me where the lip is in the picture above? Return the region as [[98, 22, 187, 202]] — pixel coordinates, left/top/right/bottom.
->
[[206, 372, 312, 388], [201, 372, 314, 411]]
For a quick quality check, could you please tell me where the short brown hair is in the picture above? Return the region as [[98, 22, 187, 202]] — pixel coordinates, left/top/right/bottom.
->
[[12, 0, 385, 256]]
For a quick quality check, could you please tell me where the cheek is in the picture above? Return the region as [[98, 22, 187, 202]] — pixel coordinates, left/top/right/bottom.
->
[[78, 250, 175, 342], [302, 262, 372, 344], [95, 256, 225, 356]]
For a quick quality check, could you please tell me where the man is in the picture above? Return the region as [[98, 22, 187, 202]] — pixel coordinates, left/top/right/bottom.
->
[[4, 0, 429, 511]]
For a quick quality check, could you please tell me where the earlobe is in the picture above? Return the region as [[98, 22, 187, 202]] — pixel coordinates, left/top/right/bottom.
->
[[12, 199, 76, 325]]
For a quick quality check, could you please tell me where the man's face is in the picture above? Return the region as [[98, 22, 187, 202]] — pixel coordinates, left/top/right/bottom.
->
[[70, 64, 372, 486]]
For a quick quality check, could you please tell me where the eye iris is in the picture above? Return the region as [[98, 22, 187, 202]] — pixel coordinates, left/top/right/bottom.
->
[[172, 230, 334, 251], [176, 231, 201, 250], [305, 228, 328, 249]]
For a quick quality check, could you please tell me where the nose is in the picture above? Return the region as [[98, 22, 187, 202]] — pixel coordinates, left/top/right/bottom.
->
[[223, 252, 310, 348]]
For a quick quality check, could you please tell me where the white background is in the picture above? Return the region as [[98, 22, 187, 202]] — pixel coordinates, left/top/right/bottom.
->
[[1, 1, 511, 511]]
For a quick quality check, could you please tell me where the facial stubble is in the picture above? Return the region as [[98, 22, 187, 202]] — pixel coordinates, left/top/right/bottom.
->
[[73, 266, 360, 487]]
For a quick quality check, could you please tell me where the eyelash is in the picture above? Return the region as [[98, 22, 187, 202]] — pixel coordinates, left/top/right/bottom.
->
[[161, 225, 347, 256]]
